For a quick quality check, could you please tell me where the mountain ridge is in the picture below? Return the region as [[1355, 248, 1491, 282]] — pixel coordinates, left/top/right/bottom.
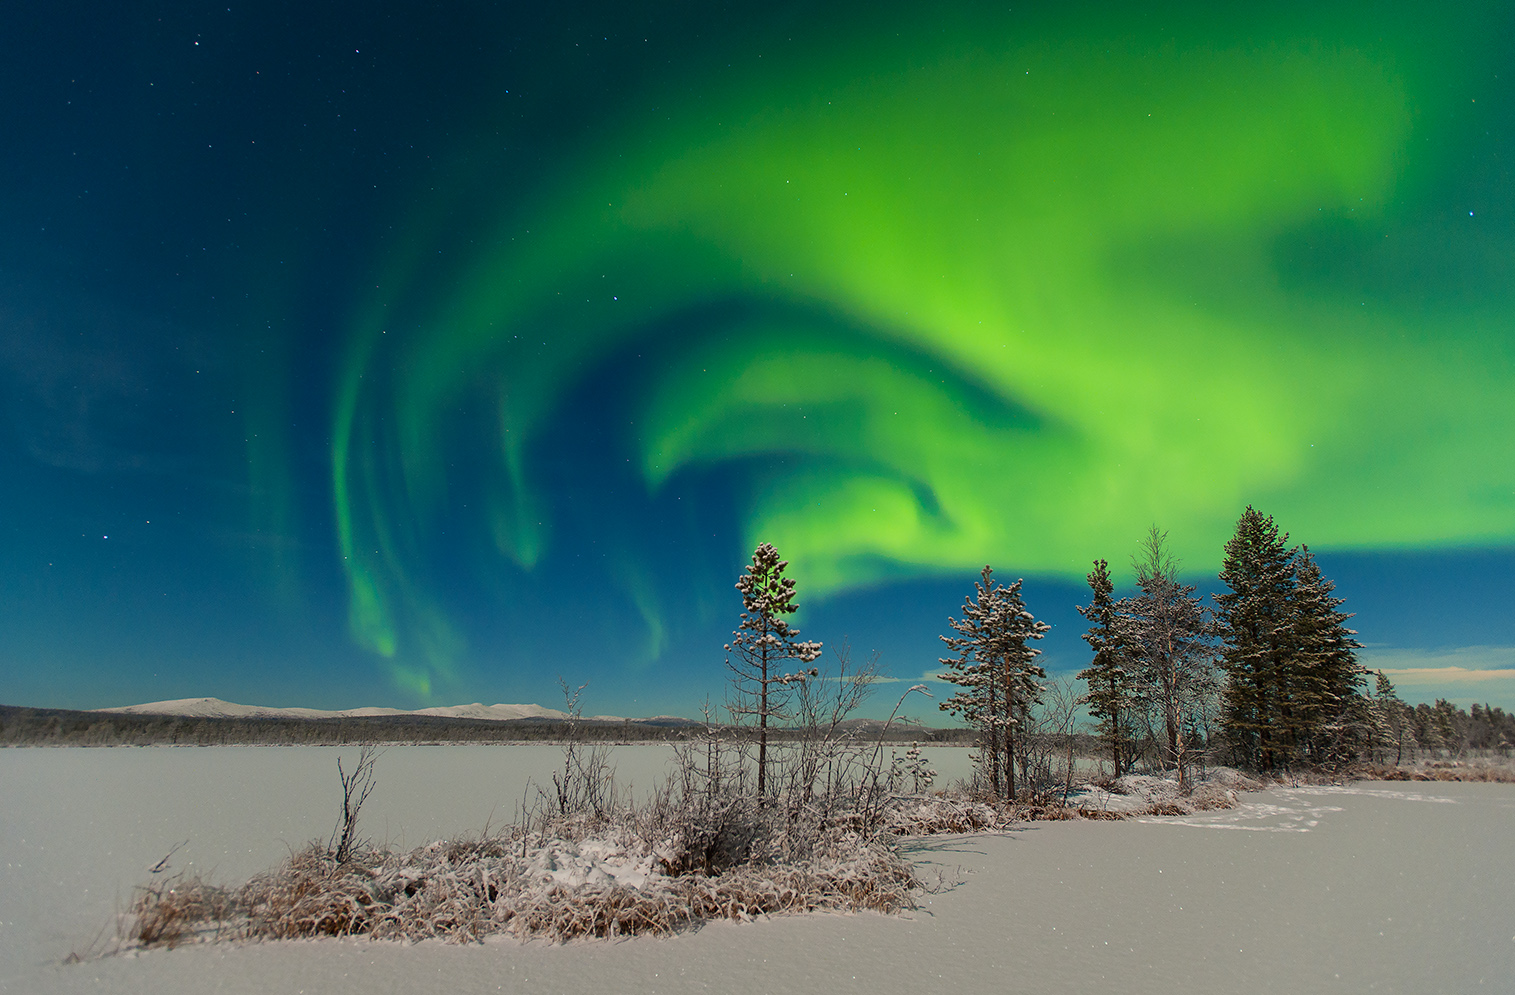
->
[[97, 697, 631, 723]]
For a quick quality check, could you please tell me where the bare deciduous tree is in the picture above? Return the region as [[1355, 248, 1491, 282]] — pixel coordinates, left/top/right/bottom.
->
[[1122, 527, 1217, 789], [330, 743, 380, 863], [545, 679, 616, 820], [786, 640, 879, 806]]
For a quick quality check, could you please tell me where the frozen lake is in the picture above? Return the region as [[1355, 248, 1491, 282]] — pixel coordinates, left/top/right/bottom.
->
[[2, 744, 1511, 994]]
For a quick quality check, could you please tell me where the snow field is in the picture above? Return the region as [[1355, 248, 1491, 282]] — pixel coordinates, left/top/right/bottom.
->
[[2, 744, 1512, 994]]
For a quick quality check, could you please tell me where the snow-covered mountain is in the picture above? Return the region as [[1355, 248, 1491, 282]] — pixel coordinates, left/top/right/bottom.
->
[[97, 697, 628, 722]]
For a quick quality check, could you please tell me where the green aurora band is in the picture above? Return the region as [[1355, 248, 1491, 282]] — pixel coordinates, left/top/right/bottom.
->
[[333, 1, 1515, 694]]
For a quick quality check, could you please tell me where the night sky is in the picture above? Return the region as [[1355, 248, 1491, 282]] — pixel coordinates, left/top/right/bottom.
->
[[3, 0, 1513, 718]]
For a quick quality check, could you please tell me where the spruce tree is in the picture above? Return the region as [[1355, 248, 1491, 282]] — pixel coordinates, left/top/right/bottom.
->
[[1432, 699, 1463, 756], [1288, 546, 1366, 763], [1216, 508, 1367, 770], [1215, 506, 1296, 770], [1076, 559, 1135, 776], [939, 565, 1049, 801], [1370, 670, 1414, 764], [725, 543, 822, 795], [938, 567, 1001, 795]]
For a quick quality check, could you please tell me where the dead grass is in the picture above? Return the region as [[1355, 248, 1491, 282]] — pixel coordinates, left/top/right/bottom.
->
[[124, 817, 917, 948], [129, 874, 237, 948]]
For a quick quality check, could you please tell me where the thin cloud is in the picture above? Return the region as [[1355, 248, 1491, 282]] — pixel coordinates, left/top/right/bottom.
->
[[808, 673, 904, 684], [1375, 667, 1515, 684], [1357, 646, 1515, 709], [1360, 645, 1515, 680]]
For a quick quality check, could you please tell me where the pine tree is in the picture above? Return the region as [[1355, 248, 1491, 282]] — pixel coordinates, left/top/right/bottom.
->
[[1076, 559, 1135, 776], [725, 543, 822, 795], [939, 565, 1049, 801], [1215, 506, 1297, 770]]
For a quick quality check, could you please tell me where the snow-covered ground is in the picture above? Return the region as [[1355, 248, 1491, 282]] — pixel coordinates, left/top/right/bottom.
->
[[2, 744, 1511, 994]]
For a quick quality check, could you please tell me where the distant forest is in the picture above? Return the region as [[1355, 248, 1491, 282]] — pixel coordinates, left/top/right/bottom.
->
[[1383, 699, 1515, 758], [1, 698, 1507, 757], [0, 705, 979, 748]]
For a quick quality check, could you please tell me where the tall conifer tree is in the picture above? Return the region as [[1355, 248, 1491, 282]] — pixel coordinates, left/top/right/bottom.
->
[[1287, 546, 1366, 762], [1215, 506, 1296, 770], [1369, 670, 1414, 764], [1076, 559, 1135, 776], [1216, 508, 1366, 769]]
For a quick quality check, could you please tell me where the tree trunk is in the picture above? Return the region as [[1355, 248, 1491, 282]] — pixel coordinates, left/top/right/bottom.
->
[[987, 666, 1001, 798], [1006, 723, 1017, 803], [758, 643, 769, 796], [1110, 684, 1124, 777], [1115, 704, 1125, 778], [1166, 710, 1180, 775], [1004, 661, 1017, 803]]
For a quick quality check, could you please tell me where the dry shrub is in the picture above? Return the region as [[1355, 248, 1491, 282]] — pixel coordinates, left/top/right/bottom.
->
[[1145, 801, 1188, 816], [1261, 768, 1349, 787], [694, 843, 916, 918], [1415, 762, 1515, 783], [882, 771, 1252, 829], [1201, 768, 1265, 793], [506, 884, 696, 939], [131, 875, 235, 948], [649, 792, 772, 877], [240, 847, 386, 939]]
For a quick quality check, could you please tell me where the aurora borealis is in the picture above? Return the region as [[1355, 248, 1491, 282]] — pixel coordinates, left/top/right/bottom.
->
[[2, 0, 1513, 715]]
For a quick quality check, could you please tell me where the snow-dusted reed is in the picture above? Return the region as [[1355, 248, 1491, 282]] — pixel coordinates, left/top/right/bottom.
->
[[127, 816, 916, 946]]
